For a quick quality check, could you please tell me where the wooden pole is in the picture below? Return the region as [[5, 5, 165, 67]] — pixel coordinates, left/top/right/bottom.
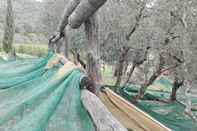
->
[[81, 89, 128, 131]]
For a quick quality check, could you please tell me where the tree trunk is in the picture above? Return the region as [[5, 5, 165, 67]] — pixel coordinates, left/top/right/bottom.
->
[[126, 4, 145, 40], [115, 62, 124, 87], [63, 29, 69, 57], [184, 80, 197, 122], [123, 47, 150, 87], [55, 29, 69, 57], [114, 63, 119, 77], [81, 89, 128, 131], [170, 78, 183, 102], [134, 71, 160, 102], [3, 0, 14, 54], [56, 39, 62, 54], [48, 0, 80, 51], [77, 53, 86, 69], [115, 47, 130, 87], [71, 48, 87, 69], [84, 14, 101, 94], [68, 0, 107, 28], [123, 63, 136, 86], [134, 54, 165, 102], [57, 0, 80, 33], [123, 60, 129, 74], [170, 86, 177, 102]]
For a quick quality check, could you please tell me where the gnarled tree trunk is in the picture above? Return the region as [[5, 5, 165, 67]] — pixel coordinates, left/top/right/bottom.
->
[[115, 47, 130, 87], [123, 47, 150, 86], [85, 14, 101, 94], [68, 0, 107, 28], [58, 0, 80, 33], [134, 54, 165, 102], [170, 77, 183, 102]]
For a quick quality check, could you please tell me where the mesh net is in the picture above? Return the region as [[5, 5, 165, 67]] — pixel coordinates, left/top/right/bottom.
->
[[0, 52, 95, 131], [119, 77, 197, 131]]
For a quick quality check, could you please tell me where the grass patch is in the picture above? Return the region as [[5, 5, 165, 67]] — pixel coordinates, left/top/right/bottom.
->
[[15, 44, 48, 57], [101, 65, 115, 85], [0, 43, 48, 57]]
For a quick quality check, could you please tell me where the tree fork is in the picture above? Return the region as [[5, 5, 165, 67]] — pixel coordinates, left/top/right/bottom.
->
[[123, 46, 150, 87], [134, 54, 165, 102], [170, 78, 184, 102]]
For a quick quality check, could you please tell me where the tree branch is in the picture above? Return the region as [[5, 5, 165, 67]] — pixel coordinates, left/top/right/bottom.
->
[[71, 49, 86, 69], [159, 64, 178, 74], [126, 4, 146, 40]]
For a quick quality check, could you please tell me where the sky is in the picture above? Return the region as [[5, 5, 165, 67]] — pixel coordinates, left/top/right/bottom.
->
[[146, 0, 157, 8], [35, 0, 43, 2]]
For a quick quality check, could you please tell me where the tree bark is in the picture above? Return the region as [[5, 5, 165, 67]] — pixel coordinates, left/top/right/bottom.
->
[[71, 49, 86, 69], [134, 53, 182, 102], [114, 63, 119, 77], [170, 78, 183, 102], [54, 29, 69, 57], [123, 63, 136, 86], [134, 71, 160, 102], [134, 54, 165, 102], [56, 38, 63, 54], [68, 0, 107, 28], [58, 0, 80, 33], [184, 80, 197, 122], [126, 4, 145, 40], [3, 0, 14, 54], [48, 0, 80, 51], [115, 47, 130, 87], [123, 47, 150, 86], [123, 59, 129, 74], [63, 29, 69, 57], [81, 89, 128, 131], [84, 14, 101, 94], [77, 53, 86, 69]]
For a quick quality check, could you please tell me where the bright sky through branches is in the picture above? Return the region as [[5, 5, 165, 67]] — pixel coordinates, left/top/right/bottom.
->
[[35, 0, 43, 2]]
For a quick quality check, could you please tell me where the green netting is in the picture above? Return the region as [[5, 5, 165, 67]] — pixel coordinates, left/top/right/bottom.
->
[[119, 79, 197, 131], [0, 58, 5, 63], [0, 52, 95, 131], [154, 77, 172, 92]]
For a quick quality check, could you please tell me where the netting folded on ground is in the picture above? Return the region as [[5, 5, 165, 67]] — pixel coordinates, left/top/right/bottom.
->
[[119, 78, 197, 131], [0, 52, 95, 131]]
